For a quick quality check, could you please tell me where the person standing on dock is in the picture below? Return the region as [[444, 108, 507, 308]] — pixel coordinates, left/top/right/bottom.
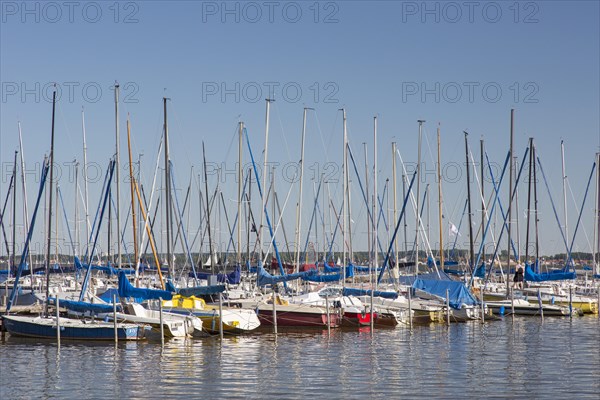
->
[[513, 264, 524, 290]]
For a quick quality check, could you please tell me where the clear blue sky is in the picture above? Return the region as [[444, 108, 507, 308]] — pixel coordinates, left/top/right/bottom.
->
[[1, 1, 599, 261]]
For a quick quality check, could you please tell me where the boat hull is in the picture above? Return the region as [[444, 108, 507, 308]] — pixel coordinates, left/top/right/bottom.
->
[[2, 315, 144, 340], [257, 308, 340, 328]]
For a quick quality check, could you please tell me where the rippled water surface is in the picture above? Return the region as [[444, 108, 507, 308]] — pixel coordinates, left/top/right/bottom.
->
[[1, 317, 599, 399]]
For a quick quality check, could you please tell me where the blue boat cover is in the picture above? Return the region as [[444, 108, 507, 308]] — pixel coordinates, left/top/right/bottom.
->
[[444, 268, 465, 276], [303, 273, 344, 282], [342, 287, 398, 299], [165, 280, 177, 293], [323, 264, 341, 273], [349, 263, 379, 273], [474, 263, 485, 279], [75, 256, 135, 275], [412, 278, 478, 309], [117, 271, 173, 300], [582, 265, 593, 271], [178, 285, 226, 297], [525, 264, 576, 281], [49, 297, 120, 314], [99, 288, 144, 304], [302, 264, 355, 282], [189, 265, 242, 284], [257, 265, 316, 286]]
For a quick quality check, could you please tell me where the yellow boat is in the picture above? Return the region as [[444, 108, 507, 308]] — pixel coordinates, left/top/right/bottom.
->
[[161, 295, 261, 334]]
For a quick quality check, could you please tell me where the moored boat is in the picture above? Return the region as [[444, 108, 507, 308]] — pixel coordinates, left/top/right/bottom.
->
[[1, 314, 144, 340]]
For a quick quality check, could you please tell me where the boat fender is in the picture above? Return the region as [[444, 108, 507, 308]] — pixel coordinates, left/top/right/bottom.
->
[[498, 306, 505, 316]]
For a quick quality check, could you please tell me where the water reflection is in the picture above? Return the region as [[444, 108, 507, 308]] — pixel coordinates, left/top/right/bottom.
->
[[1, 317, 599, 399]]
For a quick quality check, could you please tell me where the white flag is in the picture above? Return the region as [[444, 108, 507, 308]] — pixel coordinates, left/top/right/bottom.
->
[[449, 223, 460, 237]]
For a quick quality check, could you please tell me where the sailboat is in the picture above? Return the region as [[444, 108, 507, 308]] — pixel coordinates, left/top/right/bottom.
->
[[2, 88, 145, 341]]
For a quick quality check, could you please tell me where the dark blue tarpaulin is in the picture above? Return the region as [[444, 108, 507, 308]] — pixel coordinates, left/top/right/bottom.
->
[[302, 264, 355, 282], [412, 278, 478, 309], [49, 298, 120, 314], [178, 285, 226, 297], [342, 287, 398, 299], [525, 264, 576, 282], [257, 265, 316, 287], [118, 271, 173, 300], [189, 265, 241, 284]]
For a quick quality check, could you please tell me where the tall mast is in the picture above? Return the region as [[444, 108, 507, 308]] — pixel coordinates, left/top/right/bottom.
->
[[294, 108, 308, 274], [115, 83, 121, 267], [561, 140, 569, 249], [127, 117, 139, 283], [592, 152, 600, 276], [595, 152, 600, 275], [392, 141, 398, 270], [437, 125, 444, 271], [163, 97, 173, 277], [480, 137, 485, 265], [237, 121, 244, 265], [44, 89, 57, 316], [364, 142, 370, 265], [202, 142, 215, 274], [402, 171, 408, 256], [342, 108, 348, 276], [11, 151, 17, 274], [464, 131, 475, 273], [415, 120, 425, 272], [81, 108, 90, 259], [18, 123, 33, 274], [74, 161, 79, 258], [533, 142, 540, 267], [525, 137, 534, 263], [506, 109, 514, 295], [373, 116, 378, 288], [259, 99, 273, 261]]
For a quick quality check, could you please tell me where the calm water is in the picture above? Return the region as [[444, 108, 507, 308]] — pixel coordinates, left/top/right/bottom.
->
[[1, 317, 599, 399]]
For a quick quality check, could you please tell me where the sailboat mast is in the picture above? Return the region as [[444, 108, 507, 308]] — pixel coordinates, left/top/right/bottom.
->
[[237, 121, 244, 265], [364, 142, 370, 265], [115, 83, 121, 268], [18, 123, 34, 275], [437, 126, 444, 271], [259, 99, 273, 262], [415, 120, 424, 272], [533, 142, 540, 266], [464, 131, 474, 273], [44, 89, 57, 316], [82, 109, 90, 258], [392, 142, 398, 270], [127, 117, 139, 282], [74, 161, 79, 258], [342, 108, 347, 277], [163, 97, 173, 277], [373, 116, 378, 288], [561, 140, 569, 245], [525, 137, 534, 263], [294, 108, 308, 274], [506, 109, 514, 294], [480, 137, 485, 265], [11, 151, 17, 274], [202, 142, 215, 275], [595, 152, 600, 275]]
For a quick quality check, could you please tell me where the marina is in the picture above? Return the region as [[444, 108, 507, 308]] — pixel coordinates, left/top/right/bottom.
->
[[1, 2, 599, 398], [1, 317, 599, 399]]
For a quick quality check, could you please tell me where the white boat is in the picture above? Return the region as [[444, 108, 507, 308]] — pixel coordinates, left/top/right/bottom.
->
[[117, 302, 206, 338], [486, 298, 573, 316]]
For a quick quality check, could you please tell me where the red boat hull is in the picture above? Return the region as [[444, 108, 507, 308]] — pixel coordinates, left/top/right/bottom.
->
[[342, 311, 378, 327], [257, 309, 340, 328]]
